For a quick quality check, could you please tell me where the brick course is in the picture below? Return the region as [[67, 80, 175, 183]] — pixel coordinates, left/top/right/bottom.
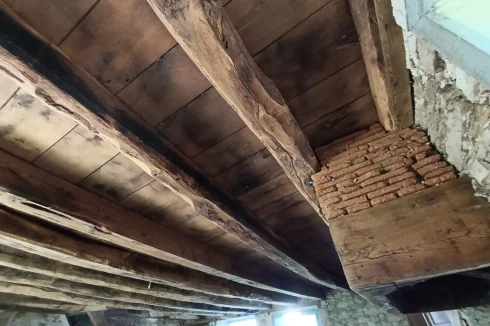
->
[[313, 124, 458, 221]]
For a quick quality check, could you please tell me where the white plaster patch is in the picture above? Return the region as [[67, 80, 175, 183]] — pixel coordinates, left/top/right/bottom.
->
[[445, 106, 464, 170]]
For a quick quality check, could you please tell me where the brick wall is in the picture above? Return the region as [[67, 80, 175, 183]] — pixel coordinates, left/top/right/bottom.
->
[[313, 123, 458, 220]]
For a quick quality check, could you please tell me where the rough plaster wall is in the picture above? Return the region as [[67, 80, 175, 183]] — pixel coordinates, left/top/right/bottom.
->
[[213, 291, 409, 326], [458, 304, 490, 326], [392, 0, 490, 200]]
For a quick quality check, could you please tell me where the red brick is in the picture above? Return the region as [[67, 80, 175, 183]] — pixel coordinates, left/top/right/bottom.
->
[[338, 185, 361, 194], [401, 129, 419, 139], [384, 162, 405, 172], [367, 178, 416, 199], [312, 172, 333, 186], [415, 152, 427, 161], [352, 156, 368, 164], [372, 152, 392, 163], [389, 140, 410, 151], [371, 193, 397, 206], [391, 146, 410, 156], [330, 160, 372, 179], [424, 166, 455, 180], [332, 195, 368, 210], [341, 181, 388, 201], [424, 171, 457, 186], [316, 173, 357, 189], [327, 148, 368, 165], [316, 186, 336, 197], [354, 170, 381, 184], [397, 184, 426, 197], [369, 123, 382, 130], [417, 161, 448, 176], [360, 167, 409, 187], [320, 191, 342, 199], [366, 149, 389, 160], [355, 163, 381, 176], [414, 135, 429, 143], [337, 179, 357, 188], [368, 136, 403, 152], [409, 131, 426, 140], [378, 155, 405, 167], [412, 154, 441, 170], [332, 130, 367, 145], [327, 162, 352, 173], [354, 128, 385, 141], [407, 144, 432, 157], [324, 209, 345, 221], [389, 172, 417, 184], [320, 196, 341, 208], [347, 132, 387, 149], [346, 202, 371, 214]]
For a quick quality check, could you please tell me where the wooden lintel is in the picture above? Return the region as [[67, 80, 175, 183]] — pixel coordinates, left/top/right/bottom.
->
[[330, 177, 490, 291], [0, 246, 269, 310], [348, 0, 413, 131], [0, 206, 298, 305], [0, 2, 342, 290], [146, 0, 322, 217]]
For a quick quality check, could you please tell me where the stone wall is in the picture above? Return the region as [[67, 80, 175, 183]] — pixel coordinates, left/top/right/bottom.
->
[[0, 312, 69, 326]]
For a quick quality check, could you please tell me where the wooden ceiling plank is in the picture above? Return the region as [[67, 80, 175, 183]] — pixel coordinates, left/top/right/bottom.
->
[[348, 0, 413, 131], [0, 4, 343, 290], [0, 266, 247, 315], [330, 177, 490, 291], [0, 246, 270, 311], [0, 293, 102, 313], [147, 0, 322, 220], [0, 149, 322, 298], [0, 207, 298, 305]]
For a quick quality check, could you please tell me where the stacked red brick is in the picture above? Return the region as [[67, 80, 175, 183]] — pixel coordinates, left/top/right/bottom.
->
[[312, 123, 458, 220]]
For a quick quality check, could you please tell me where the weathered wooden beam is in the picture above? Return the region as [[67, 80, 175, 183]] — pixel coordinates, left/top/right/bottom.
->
[[146, 0, 321, 218], [88, 312, 109, 326], [0, 280, 229, 316], [0, 207, 298, 305], [330, 177, 490, 291], [0, 0, 342, 290], [0, 266, 247, 315], [0, 294, 103, 313], [0, 149, 320, 299], [0, 246, 268, 310], [348, 0, 413, 131]]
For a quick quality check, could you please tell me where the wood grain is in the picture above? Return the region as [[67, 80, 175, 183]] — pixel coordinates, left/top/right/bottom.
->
[[348, 0, 413, 131], [0, 88, 78, 162], [118, 45, 211, 126], [59, 0, 176, 93], [0, 246, 270, 310], [2, 0, 97, 45], [34, 125, 119, 183], [330, 177, 490, 290], [147, 0, 322, 217], [0, 207, 299, 305]]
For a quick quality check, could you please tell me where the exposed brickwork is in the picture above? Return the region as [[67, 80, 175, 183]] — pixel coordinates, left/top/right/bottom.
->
[[313, 124, 459, 220]]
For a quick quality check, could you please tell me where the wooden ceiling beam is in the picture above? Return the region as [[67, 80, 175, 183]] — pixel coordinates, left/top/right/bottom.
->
[[0, 1, 343, 290], [348, 0, 413, 131], [146, 0, 322, 218], [0, 207, 298, 305], [0, 266, 247, 316], [0, 246, 269, 311], [0, 294, 103, 314], [0, 148, 321, 299]]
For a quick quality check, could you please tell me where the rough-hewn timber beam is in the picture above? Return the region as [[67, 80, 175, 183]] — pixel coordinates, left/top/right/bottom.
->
[[0, 246, 268, 310], [0, 207, 297, 305], [146, 0, 321, 218], [0, 294, 103, 313], [0, 1, 342, 290], [348, 0, 413, 131], [0, 266, 247, 315], [330, 177, 490, 291], [0, 148, 320, 299]]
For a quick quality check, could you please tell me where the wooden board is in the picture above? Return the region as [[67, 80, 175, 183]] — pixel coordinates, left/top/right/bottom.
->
[[0, 71, 18, 105], [79, 153, 154, 202], [255, 0, 362, 101], [59, 0, 176, 93], [156, 88, 245, 157], [2, 0, 97, 45], [330, 177, 490, 290], [348, 0, 413, 131], [118, 45, 211, 126], [120, 180, 176, 216], [0, 88, 78, 162], [288, 59, 370, 127], [34, 125, 119, 183]]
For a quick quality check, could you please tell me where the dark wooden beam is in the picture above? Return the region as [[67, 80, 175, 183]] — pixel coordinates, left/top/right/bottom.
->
[[348, 0, 413, 131], [0, 148, 321, 299], [0, 266, 248, 315], [0, 246, 269, 310], [0, 1, 342, 290], [0, 206, 298, 305], [330, 177, 490, 291], [0, 294, 103, 313], [146, 0, 322, 219]]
